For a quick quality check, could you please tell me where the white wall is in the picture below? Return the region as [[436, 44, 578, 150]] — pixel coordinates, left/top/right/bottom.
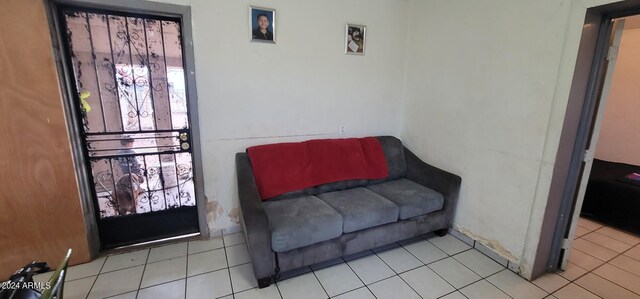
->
[[401, 0, 617, 278], [147, 0, 623, 279], [595, 27, 640, 166], [153, 0, 409, 234]]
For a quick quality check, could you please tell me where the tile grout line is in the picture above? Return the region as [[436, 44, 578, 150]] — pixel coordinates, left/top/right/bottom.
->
[[84, 256, 108, 299], [578, 233, 640, 297], [185, 241, 190, 299], [551, 223, 638, 299], [340, 256, 378, 299], [134, 249, 151, 299], [397, 238, 461, 294], [478, 278, 515, 299], [308, 265, 332, 298], [221, 236, 235, 299], [370, 242, 424, 299], [422, 241, 515, 298]]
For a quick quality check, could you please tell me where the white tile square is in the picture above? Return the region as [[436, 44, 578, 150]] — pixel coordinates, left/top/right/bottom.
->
[[532, 273, 569, 293], [188, 237, 224, 254], [575, 273, 640, 299], [234, 285, 281, 299], [63, 276, 96, 299], [148, 242, 188, 263], [186, 269, 231, 299], [314, 262, 363, 297], [595, 226, 640, 245], [567, 249, 604, 271], [400, 266, 455, 299], [460, 280, 510, 299], [402, 239, 448, 264], [593, 263, 640, 295], [429, 234, 471, 255], [229, 263, 258, 293], [277, 272, 327, 299], [101, 249, 149, 273], [226, 244, 251, 267], [65, 257, 106, 281], [554, 283, 600, 299], [347, 254, 395, 285], [223, 232, 246, 246], [487, 270, 547, 299], [453, 249, 504, 277], [138, 279, 186, 299], [88, 265, 144, 299], [187, 248, 227, 276], [428, 257, 481, 288], [582, 232, 632, 253], [375, 247, 422, 273], [368, 276, 420, 299], [557, 262, 588, 281], [332, 287, 376, 299], [141, 256, 187, 288]]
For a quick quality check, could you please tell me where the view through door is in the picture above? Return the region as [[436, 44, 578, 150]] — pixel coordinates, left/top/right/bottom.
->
[[57, 5, 200, 249], [558, 14, 640, 270]]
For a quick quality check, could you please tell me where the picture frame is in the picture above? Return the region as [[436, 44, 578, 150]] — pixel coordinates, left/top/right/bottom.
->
[[249, 6, 276, 43], [345, 24, 366, 55]]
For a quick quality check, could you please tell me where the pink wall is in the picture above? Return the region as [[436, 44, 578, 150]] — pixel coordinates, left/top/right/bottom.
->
[[595, 28, 640, 166]]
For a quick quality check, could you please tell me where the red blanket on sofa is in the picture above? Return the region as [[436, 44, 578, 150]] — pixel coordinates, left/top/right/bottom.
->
[[247, 137, 388, 199]]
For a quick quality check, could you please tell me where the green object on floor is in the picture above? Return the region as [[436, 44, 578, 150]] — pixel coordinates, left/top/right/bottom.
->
[[41, 249, 72, 299]]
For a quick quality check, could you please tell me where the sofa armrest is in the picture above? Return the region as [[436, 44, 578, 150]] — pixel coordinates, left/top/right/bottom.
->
[[403, 147, 462, 225], [236, 153, 275, 280]]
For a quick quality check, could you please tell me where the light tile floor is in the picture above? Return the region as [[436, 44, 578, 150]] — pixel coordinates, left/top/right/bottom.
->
[[33, 218, 640, 298]]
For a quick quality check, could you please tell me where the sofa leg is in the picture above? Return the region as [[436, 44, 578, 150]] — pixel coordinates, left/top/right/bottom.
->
[[435, 228, 448, 237], [257, 277, 272, 289]]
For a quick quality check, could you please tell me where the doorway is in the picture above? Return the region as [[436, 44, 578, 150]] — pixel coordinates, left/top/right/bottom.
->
[[540, 0, 640, 281], [53, 3, 206, 249]]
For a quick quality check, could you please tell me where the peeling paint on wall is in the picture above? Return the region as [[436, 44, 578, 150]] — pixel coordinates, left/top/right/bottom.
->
[[455, 225, 518, 262], [228, 208, 240, 224], [205, 194, 224, 225]]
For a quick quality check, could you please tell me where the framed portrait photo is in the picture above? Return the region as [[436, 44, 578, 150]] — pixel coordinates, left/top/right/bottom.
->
[[249, 6, 276, 43], [345, 24, 366, 55]]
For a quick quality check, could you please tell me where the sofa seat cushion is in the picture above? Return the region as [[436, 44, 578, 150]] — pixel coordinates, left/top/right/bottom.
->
[[367, 178, 444, 219], [263, 195, 343, 252], [318, 187, 399, 233]]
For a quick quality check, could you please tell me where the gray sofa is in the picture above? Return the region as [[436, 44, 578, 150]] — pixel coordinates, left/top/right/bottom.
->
[[236, 136, 461, 288]]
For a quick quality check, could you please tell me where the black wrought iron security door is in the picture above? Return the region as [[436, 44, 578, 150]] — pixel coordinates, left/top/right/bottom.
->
[[58, 6, 200, 249]]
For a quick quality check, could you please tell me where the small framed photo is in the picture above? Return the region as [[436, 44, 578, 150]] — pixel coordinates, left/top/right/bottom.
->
[[345, 24, 366, 55], [249, 6, 276, 43]]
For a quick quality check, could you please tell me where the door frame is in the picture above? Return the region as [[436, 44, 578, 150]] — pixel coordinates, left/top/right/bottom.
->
[[45, 0, 209, 256], [532, 0, 640, 278]]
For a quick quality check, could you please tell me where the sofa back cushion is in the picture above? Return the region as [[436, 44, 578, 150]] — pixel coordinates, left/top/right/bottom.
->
[[248, 137, 388, 200], [373, 136, 407, 182]]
